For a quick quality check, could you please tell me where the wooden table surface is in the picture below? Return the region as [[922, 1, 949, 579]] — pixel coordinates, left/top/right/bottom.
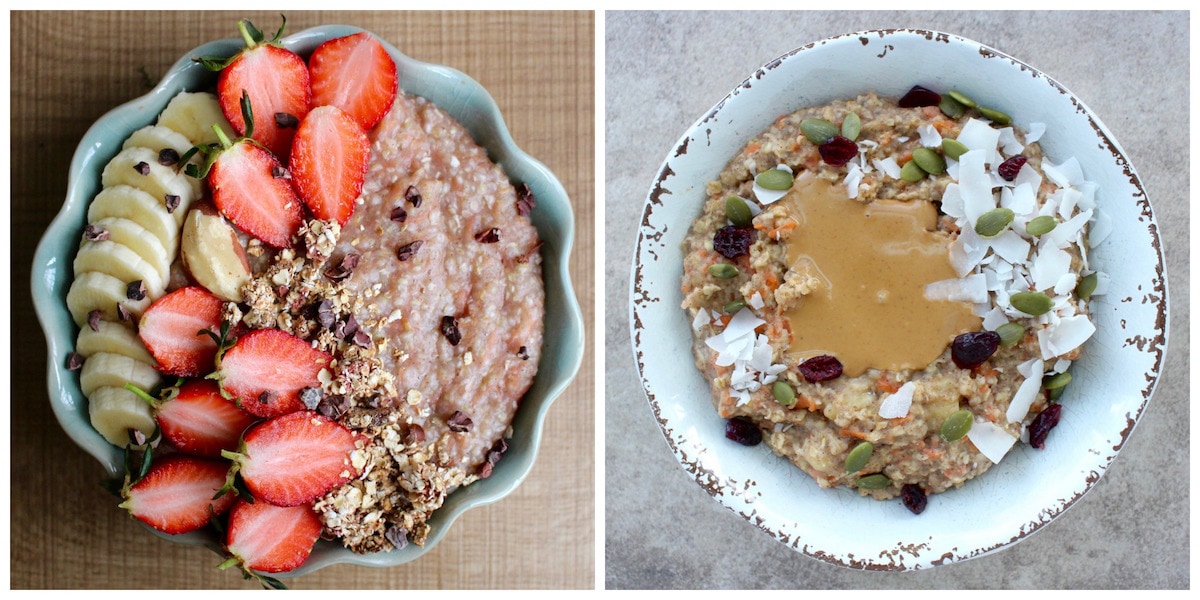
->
[[9, 10, 595, 590]]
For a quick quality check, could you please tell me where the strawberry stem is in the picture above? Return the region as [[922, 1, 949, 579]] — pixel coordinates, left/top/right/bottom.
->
[[124, 382, 159, 408], [237, 19, 259, 49]]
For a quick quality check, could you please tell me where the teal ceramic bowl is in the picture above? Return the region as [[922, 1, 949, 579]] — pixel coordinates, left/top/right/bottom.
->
[[31, 24, 583, 576]]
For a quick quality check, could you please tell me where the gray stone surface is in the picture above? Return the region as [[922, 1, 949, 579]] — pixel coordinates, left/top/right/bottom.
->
[[604, 11, 1188, 589]]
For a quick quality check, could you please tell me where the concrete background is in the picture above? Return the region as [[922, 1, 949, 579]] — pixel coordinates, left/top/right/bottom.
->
[[604, 11, 1188, 589]]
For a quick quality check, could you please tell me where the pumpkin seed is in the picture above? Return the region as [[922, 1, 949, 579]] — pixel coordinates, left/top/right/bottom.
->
[[1043, 371, 1072, 390], [1048, 385, 1066, 401], [1025, 215, 1058, 236], [995, 322, 1026, 347], [900, 159, 926, 182], [912, 147, 946, 175], [772, 381, 796, 407], [800, 118, 839, 145], [723, 299, 746, 313], [947, 90, 976, 108], [1010, 291, 1054, 316], [1076, 272, 1098, 300], [978, 106, 1012, 125], [939, 95, 965, 119], [708, 263, 739, 279], [755, 169, 794, 191], [974, 207, 1015, 238], [856, 473, 891, 490], [724, 196, 753, 227], [942, 138, 969, 161], [841, 112, 862, 141], [940, 409, 974, 442], [845, 441, 874, 473]]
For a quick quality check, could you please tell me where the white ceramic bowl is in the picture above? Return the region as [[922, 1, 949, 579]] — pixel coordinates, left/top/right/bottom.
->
[[631, 29, 1167, 570], [32, 25, 583, 577]]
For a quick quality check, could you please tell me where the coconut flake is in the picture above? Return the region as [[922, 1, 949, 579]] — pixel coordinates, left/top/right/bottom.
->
[[989, 230, 1032, 265], [925, 273, 988, 304], [1048, 314, 1096, 356], [917, 124, 943, 148], [878, 382, 915, 419], [997, 127, 1024, 156], [1029, 244, 1071, 291], [748, 291, 765, 310], [873, 156, 902, 179], [844, 163, 863, 199], [1025, 122, 1046, 143], [691, 308, 711, 332], [1042, 157, 1084, 188], [981, 306, 1009, 331], [957, 150, 996, 223], [967, 420, 1018, 464], [1006, 358, 1044, 423], [956, 118, 1002, 165]]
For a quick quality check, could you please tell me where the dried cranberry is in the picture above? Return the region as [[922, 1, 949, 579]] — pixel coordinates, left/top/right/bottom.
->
[[997, 155, 1028, 181], [898, 85, 941, 108], [724, 417, 762, 446], [1028, 403, 1063, 449], [950, 331, 1001, 369], [712, 225, 755, 259], [798, 355, 843, 383], [819, 136, 858, 167], [901, 483, 927, 515]]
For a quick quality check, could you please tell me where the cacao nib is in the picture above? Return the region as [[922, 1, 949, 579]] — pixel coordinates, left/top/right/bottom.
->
[[385, 525, 409, 551], [352, 330, 371, 349], [396, 240, 423, 261], [390, 206, 408, 223], [951, 331, 1001, 369], [1028, 403, 1063, 449], [724, 417, 762, 446], [164, 194, 181, 213], [447, 410, 473, 432], [116, 304, 132, 322], [83, 224, 109, 242], [317, 395, 351, 420], [475, 228, 501, 243], [271, 165, 291, 179], [258, 391, 276, 405], [517, 346, 529, 360], [65, 352, 85, 371], [274, 112, 300, 129], [405, 185, 422, 207], [798, 355, 843, 383], [997, 155, 1027, 181], [133, 161, 151, 176], [316, 299, 336, 328], [440, 316, 462, 346], [324, 253, 360, 281], [126, 280, 146, 301], [158, 148, 180, 166], [818, 135, 859, 167], [712, 225, 755, 259], [516, 182, 536, 216], [901, 483, 928, 515], [403, 424, 426, 446], [898, 85, 941, 108], [87, 310, 102, 332]]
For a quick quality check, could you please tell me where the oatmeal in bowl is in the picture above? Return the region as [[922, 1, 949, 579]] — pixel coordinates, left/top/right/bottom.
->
[[33, 19, 579, 583]]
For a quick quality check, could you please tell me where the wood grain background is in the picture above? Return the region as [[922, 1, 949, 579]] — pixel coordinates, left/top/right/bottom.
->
[[9, 10, 595, 590]]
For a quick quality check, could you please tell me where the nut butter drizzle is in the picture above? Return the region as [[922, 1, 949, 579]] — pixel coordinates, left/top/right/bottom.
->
[[781, 174, 979, 376]]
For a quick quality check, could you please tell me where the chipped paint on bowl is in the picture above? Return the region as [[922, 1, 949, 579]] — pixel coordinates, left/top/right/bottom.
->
[[630, 29, 1167, 570], [32, 24, 582, 576]]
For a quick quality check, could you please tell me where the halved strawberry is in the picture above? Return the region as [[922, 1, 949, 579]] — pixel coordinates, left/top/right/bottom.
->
[[118, 454, 236, 535], [308, 31, 397, 131], [226, 410, 360, 507], [216, 328, 333, 418], [138, 286, 225, 377], [202, 18, 310, 159], [289, 105, 371, 225], [156, 379, 258, 458], [223, 498, 322, 574]]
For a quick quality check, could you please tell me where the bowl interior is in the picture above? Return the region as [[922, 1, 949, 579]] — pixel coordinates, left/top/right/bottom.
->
[[632, 29, 1167, 570], [33, 24, 582, 574]]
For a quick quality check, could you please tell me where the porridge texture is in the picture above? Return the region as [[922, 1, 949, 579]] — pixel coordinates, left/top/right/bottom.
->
[[681, 90, 1098, 506]]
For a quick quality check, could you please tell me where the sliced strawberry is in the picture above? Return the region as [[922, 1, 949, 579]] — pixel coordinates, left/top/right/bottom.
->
[[230, 410, 360, 507], [217, 329, 333, 418], [289, 105, 371, 225], [224, 498, 322, 574], [308, 31, 397, 130], [211, 19, 310, 158], [138, 286, 225, 377], [118, 454, 236, 535], [157, 379, 258, 458], [209, 135, 305, 248]]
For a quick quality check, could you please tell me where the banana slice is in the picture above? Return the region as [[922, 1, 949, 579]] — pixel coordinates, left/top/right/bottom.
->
[[87, 185, 180, 252], [78, 351, 162, 398], [66, 271, 153, 327], [181, 207, 252, 302], [76, 319, 156, 365], [87, 385, 157, 447], [100, 146, 200, 221], [84, 217, 172, 285], [73, 240, 167, 300], [156, 91, 237, 147]]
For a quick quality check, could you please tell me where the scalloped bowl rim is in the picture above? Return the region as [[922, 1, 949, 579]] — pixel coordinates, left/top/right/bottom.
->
[[32, 24, 583, 576], [631, 28, 1168, 570]]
